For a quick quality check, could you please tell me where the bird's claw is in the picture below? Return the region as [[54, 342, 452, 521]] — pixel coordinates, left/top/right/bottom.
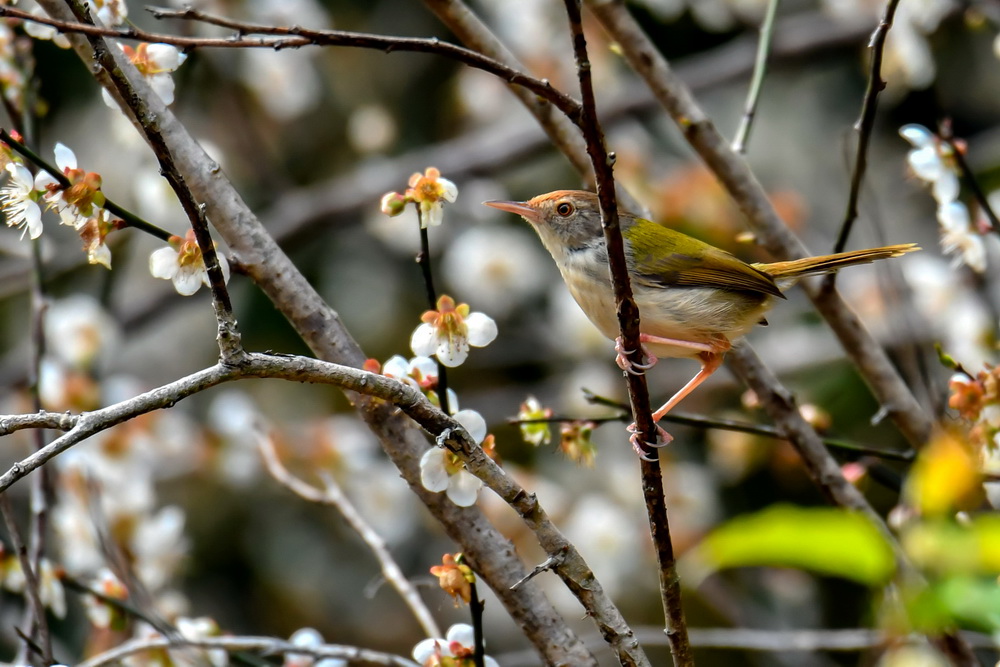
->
[[626, 422, 673, 459], [614, 338, 658, 375]]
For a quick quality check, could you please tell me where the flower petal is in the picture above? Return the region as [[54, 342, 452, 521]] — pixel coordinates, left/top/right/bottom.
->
[[381, 355, 411, 379], [149, 247, 179, 279], [445, 624, 475, 649], [173, 267, 204, 296], [89, 242, 112, 269], [938, 201, 970, 232], [419, 448, 450, 492], [53, 143, 77, 171], [413, 638, 449, 662], [453, 409, 487, 444], [146, 44, 184, 71], [932, 171, 959, 204], [465, 312, 498, 348], [899, 124, 934, 148], [410, 323, 439, 357], [148, 73, 176, 106], [436, 335, 469, 367], [446, 469, 482, 507], [33, 171, 58, 191], [22, 204, 43, 239], [439, 178, 458, 203], [907, 146, 943, 182]]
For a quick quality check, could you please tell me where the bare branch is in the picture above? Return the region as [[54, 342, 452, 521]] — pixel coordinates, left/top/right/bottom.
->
[[75, 635, 420, 667], [0, 4, 582, 121], [0, 495, 52, 666], [258, 434, 442, 639], [731, 0, 780, 154], [832, 0, 902, 254], [0, 350, 619, 665]]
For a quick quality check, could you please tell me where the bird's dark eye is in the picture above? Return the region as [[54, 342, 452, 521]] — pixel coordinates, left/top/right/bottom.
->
[[556, 202, 574, 217]]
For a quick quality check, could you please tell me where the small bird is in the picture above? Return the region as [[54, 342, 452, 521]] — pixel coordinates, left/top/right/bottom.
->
[[484, 190, 918, 458]]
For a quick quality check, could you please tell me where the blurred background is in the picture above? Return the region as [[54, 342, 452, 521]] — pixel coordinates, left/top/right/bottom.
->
[[2, 0, 1000, 664]]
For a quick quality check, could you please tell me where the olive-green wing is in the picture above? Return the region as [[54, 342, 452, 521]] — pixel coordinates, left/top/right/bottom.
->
[[625, 218, 783, 298]]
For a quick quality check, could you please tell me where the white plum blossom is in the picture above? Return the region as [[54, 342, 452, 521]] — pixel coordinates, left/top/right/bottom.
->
[[1, 557, 66, 618], [175, 617, 227, 667], [283, 627, 347, 667], [45, 294, 120, 370], [419, 409, 487, 507], [900, 124, 959, 205], [20, 0, 72, 48], [34, 142, 104, 229], [938, 201, 986, 273], [410, 295, 497, 367], [150, 229, 231, 296], [381, 354, 459, 410], [900, 125, 988, 273], [103, 43, 187, 108], [0, 162, 43, 239], [412, 623, 500, 667]]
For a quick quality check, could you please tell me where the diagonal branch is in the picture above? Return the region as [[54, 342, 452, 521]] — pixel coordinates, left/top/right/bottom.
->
[[0, 4, 582, 122], [75, 635, 420, 667], [731, 0, 780, 154], [258, 434, 442, 639]]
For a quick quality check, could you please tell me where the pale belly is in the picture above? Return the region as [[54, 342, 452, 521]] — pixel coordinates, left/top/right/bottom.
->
[[563, 267, 772, 360]]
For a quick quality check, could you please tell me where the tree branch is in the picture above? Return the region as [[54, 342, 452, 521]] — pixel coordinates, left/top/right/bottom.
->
[[831, 0, 901, 254], [75, 635, 420, 667], [258, 434, 442, 639]]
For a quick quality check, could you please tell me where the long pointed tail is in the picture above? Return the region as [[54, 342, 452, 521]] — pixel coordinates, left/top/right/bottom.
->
[[756, 243, 919, 279]]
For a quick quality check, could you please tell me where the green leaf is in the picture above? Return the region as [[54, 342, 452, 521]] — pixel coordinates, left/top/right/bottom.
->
[[684, 505, 896, 585], [908, 576, 1000, 634]]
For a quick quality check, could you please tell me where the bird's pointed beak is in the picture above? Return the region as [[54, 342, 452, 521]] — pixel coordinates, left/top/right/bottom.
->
[[483, 199, 541, 224]]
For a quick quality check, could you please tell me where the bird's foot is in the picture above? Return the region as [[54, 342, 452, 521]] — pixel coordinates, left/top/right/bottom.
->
[[615, 338, 658, 375], [626, 422, 673, 461]]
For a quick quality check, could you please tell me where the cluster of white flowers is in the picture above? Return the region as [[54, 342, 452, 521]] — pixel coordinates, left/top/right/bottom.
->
[[0, 143, 112, 262], [378, 172, 503, 508], [412, 623, 500, 667], [900, 124, 988, 273], [34, 297, 195, 627]]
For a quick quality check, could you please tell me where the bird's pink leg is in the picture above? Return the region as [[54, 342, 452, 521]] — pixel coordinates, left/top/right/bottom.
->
[[614, 333, 717, 376], [650, 351, 725, 422], [626, 336, 730, 459]]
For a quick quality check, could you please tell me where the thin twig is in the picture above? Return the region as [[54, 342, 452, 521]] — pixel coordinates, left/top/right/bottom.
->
[[510, 552, 566, 591], [574, 391, 914, 461], [257, 433, 442, 639], [75, 635, 419, 667], [831, 0, 902, 254], [938, 124, 1000, 233], [564, 1, 686, 665], [731, 0, 780, 154], [22, 229, 51, 666], [468, 578, 486, 667], [0, 494, 52, 666], [416, 209, 449, 415], [0, 4, 583, 123], [0, 128, 174, 242]]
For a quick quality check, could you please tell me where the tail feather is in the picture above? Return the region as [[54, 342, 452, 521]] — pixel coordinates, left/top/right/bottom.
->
[[756, 243, 919, 279]]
